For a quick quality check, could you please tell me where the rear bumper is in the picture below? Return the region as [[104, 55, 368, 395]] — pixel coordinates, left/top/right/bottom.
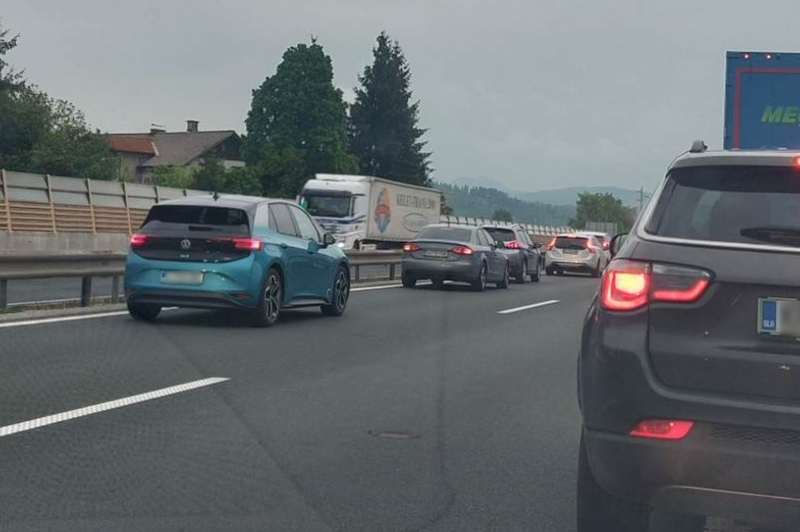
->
[[127, 289, 255, 310], [547, 259, 595, 271], [402, 257, 480, 281], [584, 427, 800, 529]]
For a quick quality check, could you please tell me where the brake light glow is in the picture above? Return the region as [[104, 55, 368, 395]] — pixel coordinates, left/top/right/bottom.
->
[[233, 238, 263, 251], [130, 234, 148, 248], [504, 240, 522, 249], [794, 156, 800, 167], [630, 419, 694, 441], [601, 262, 650, 311], [452, 245, 474, 256], [602, 241, 610, 251], [403, 242, 421, 252], [600, 261, 711, 311], [547, 238, 556, 251], [586, 240, 598, 253], [652, 279, 710, 302]]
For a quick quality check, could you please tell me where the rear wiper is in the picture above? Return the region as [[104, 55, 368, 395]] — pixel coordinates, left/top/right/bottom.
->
[[188, 225, 213, 232], [739, 226, 800, 247]]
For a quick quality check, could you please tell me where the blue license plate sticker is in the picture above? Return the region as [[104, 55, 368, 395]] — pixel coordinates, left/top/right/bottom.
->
[[759, 298, 779, 333]]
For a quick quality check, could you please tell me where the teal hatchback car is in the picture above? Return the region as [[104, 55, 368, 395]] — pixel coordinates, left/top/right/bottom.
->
[[124, 195, 350, 327]]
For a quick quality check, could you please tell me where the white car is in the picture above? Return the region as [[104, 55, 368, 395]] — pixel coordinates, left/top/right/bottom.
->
[[545, 233, 609, 277]]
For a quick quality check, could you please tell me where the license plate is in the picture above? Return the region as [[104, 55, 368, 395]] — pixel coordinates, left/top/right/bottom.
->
[[162, 271, 204, 285], [563, 249, 579, 255], [425, 251, 449, 259], [759, 298, 800, 336]]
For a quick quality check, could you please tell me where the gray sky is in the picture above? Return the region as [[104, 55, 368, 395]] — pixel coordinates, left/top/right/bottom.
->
[[5, 0, 800, 192]]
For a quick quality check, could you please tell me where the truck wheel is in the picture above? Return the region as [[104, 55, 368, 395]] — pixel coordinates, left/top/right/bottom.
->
[[402, 272, 417, 288], [577, 434, 651, 532]]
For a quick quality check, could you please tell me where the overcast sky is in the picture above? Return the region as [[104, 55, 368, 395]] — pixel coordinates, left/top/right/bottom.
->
[[4, 0, 799, 192]]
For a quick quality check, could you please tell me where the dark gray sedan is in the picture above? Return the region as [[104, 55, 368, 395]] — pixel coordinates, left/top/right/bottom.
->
[[401, 224, 509, 291]]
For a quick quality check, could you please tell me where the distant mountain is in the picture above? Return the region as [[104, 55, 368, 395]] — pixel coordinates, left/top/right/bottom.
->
[[449, 176, 509, 192], [514, 186, 640, 206]]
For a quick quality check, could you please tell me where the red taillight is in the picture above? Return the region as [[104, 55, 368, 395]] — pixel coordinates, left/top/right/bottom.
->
[[233, 238, 262, 251], [602, 241, 610, 251], [600, 261, 711, 312], [547, 237, 556, 251], [586, 240, 598, 253], [130, 234, 148, 248], [794, 156, 800, 167], [630, 419, 694, 440], [504, 240, 522, 249], [403, 242, 421, 252], [452, 245, 474, 256]]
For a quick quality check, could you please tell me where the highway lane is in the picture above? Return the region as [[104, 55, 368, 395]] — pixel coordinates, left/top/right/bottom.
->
[[0, 275, 765, 531]]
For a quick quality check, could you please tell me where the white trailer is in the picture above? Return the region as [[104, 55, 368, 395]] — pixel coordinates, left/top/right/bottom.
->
[[299, 174, 441, 250]]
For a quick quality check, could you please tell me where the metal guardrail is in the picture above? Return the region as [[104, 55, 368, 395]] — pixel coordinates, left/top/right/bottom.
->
[[0, 250, 405, 310]]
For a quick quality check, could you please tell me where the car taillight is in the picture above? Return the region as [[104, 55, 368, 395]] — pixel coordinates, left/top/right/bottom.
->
[[130, 234, 148, 248], [586, 241, 598, 253], [547, 238, 556, 251], [602, 241, 610, 251], [403, 242, 421, 252], [630, 419, 694, 440], [452, 245, 474, 256], [233, 238, 263, 251], [504, 240, 522, 249], [599, 260, 711, 311]]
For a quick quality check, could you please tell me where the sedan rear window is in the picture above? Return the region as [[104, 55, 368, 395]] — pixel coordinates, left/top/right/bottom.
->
[[646, 165, 800, 247], [142, 205, 251, 235], [555, 237, 588, 249], [416, 227, 473, 242], [484, 228, 516, 242]]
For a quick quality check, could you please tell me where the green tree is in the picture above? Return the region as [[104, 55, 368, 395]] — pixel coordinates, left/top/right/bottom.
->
[[349, 32, 431, 185], [193, 156, 226, 191], [0, 85, 50, 171], [492, 208, 513, 222], [245, 40, 357, 197], [151, 166, 197, 189], [440, 192, 454, 215], [222, 166, 263, 196], [0, 22, 23, 94], [570, 192, 627, 229]]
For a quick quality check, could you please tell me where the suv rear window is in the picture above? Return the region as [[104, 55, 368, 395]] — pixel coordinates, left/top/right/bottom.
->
[[646, 165, 800, 247], [142, 205, 250, 235], [555, 236, 588, 249], [484, 228, 516, 242]]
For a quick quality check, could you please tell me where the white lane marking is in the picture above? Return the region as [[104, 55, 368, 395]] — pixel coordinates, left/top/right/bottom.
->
[[497, 300, 561, 315], [9, 297, 82, 307], [351, 284, 401, 292], [0, 307, 178, 330], [0, 377, 229, 438]]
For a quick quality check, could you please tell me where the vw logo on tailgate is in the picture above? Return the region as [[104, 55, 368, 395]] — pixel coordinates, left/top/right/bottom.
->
[[180, 239, 192, 250]]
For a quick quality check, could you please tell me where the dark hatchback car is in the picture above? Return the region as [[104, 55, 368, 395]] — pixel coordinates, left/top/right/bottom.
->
[[482, 224, 544, 283], [578, 147, 800, 531], [402, 224, 509, 291]]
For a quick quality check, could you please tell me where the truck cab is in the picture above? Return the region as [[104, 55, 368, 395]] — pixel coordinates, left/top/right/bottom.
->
[[299, 175, 372, 249]]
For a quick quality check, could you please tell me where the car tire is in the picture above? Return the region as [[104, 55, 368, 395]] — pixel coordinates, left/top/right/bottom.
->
[[128, 303, 161, 322], [472, 264, 488, 292], [531, 261, 541, 283], [497, 266, 510, 289], [577, 433, 651, 532], [431, 278, 445, 289], [253, 267, 282, 327], [321, 267, 349, 317], [546, 267, 554, 276], [515, 261, 528, 284], [402, 272, 417, 288]]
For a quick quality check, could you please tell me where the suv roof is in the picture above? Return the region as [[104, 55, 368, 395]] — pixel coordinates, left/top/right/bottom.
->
[[672, 148, 800, 169], [156, 194, 279, 212]]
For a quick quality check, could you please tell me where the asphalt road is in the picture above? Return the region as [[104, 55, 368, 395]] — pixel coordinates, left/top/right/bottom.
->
[[0, 274, 772, 531]]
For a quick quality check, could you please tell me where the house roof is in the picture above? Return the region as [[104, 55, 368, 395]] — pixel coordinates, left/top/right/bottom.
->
[[105, 136, 158, 156], [105, 130, 240, 167]]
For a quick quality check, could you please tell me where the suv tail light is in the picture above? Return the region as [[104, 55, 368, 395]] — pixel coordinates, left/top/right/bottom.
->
[[547, 237, 556, 251], [630, 419, 694, 440], [602, 241, 610, 251], [504, 240, 522, 249], [403, 242, 421, 252], [599, 260, 711, 311], [130, 234, 148, 248], [233, 238, 263, 251], [586, 240, 598, 254], [452, 245, 474, 256]]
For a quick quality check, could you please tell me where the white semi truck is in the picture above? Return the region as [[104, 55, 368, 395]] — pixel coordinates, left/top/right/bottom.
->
[[299, 174, 441, 250]]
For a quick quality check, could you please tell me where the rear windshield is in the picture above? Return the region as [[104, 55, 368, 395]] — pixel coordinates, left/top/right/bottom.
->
[[484, 228, 516, 242], [142, 205, 251, 235], [646, 165, 800, 247], [416, 227, 473, 242], [555, 236, 588, 249]]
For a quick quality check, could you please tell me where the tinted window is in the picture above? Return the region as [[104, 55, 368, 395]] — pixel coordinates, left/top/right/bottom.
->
[[289, 206, 320, 241], [484, 227, 516, 242], [269, 204, 298, 237], [416, 226, 473, 242], [647, 165, 800, 247], [301, 193, 352, 217], [555, 236, 588, 249], [142, 205, 250, 236]]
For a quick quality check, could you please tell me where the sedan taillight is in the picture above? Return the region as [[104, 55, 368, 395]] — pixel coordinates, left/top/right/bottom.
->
[[599, 260, 711, 311], [403, 242, 421, 252], [452, 245, 475, 256]]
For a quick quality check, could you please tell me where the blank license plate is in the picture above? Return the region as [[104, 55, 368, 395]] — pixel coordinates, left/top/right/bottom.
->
[[759, 298, 800, 336], [162, 271, 204, 285], [563, 249, 579, 255], [425, 251, 449, 259]]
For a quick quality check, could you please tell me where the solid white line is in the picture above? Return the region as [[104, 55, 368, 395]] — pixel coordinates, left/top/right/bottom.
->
[[351, 284, 402, 292], [497, 300, 561, 315], [9, 297, 81, 307], [0, 307, 178, 330], [0, 377, 229, 438]]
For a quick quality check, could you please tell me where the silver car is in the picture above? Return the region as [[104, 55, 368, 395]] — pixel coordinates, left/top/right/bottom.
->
[[545, 233, 608, 277], [482, 224, 544, 283], [402, 224, 510, 291]]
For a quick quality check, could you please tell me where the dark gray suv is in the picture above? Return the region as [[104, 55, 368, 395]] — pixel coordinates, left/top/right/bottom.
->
[[578, 145, 800, 531]]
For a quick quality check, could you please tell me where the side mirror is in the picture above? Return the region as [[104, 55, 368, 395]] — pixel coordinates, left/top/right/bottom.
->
[[609, 233, 628, 258], [493, 240, 505, 249], [322, 233, 337, 248], [532, 241, 543, 249]]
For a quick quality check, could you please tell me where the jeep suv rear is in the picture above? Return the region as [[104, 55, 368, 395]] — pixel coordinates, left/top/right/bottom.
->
[[578, 148, 800, 531]]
